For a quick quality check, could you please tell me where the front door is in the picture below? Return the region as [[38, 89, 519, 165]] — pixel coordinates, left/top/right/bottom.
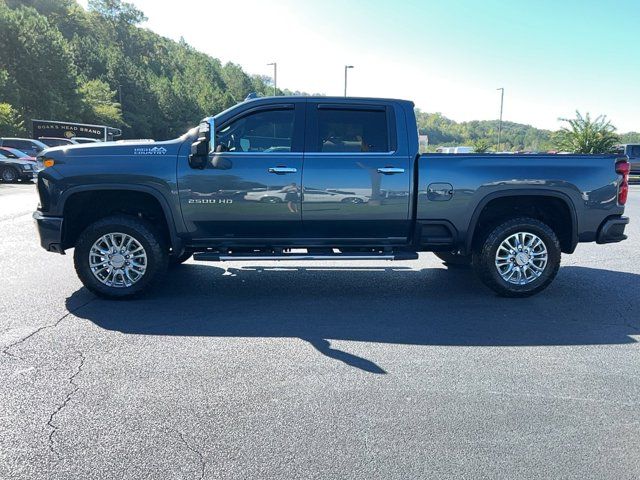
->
[[177, 103, 305, 241], [301, 102, 412, 241]]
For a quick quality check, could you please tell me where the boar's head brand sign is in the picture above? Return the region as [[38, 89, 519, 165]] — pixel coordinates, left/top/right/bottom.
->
[[31, 119, 122, 141]]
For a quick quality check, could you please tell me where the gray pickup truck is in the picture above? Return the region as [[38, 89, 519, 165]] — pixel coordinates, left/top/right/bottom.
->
[[618, 144, 640, 183], [33, 96, 630, 298]]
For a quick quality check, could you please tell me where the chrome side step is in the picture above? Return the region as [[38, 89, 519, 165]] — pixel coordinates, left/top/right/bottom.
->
[[193, 251, 418, 262]]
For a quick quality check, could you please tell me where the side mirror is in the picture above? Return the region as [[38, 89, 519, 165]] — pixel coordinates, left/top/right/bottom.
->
[[188, 117, 215, 170], [188, 139, 209, 169]]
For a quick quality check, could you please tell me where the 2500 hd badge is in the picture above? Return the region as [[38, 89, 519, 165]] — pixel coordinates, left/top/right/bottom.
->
[[188, 198, 233, 204]]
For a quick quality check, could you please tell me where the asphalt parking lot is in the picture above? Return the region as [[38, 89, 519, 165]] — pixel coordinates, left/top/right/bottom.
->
[[1, 182, 639, 479]]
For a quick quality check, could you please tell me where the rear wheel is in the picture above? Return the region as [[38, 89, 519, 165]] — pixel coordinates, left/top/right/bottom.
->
[[434, 251, 472, 267], [74, 215, 168, 299], [1, 166, 18, 183], [472, 217, 561, 297]]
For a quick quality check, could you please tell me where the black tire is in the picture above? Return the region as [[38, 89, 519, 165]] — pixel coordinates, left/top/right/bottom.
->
[[472, 217, 561, 297], [169, 250, 193, 266], [1, 166, 18, 183], [74, 215, 168, 299], [434, 251, 472, 267]]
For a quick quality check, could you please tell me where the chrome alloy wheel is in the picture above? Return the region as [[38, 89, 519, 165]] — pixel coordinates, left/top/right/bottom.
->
[[495, 232, 548, 285], [89, 233, 147, 288]]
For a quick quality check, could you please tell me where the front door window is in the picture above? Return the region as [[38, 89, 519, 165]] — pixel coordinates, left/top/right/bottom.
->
[[216, 109, 295, 153]]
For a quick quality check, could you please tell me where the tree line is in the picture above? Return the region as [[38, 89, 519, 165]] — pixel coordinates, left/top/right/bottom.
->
[[1, 0, 638, 152], [417, 110, 640, 153], [0, 0, 278, 139]]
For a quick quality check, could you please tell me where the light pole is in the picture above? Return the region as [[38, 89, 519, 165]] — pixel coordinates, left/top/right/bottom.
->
[[117, 84, 124, 117], [497, 87, 504, 152], [267, 62, 277, 96], [344, 65, 354, 97]]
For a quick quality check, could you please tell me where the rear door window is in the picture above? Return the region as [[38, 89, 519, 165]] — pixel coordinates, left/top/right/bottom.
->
[[310, 107, 391, 153]]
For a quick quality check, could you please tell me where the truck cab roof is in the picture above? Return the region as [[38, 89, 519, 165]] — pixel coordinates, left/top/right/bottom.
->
[[210, 95, 416, 128], [240, 95, 414, 106]]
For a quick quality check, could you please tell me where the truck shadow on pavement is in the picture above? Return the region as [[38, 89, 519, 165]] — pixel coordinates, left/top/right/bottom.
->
[[67, 265, 639, 374]]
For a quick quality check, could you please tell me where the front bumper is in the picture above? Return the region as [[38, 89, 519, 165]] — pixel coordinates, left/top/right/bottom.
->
[[33, 211, 64, 253], [596, 216, 629, 244], [18, 169, 38, 181]]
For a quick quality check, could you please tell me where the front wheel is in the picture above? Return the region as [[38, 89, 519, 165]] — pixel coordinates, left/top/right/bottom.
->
[[74, 215, 168, 299], [472, 217, 561, 297], [1, 166, 18, 183]]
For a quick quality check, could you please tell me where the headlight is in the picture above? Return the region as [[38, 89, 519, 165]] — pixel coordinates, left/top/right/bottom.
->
[[22, 164, 32, 170]]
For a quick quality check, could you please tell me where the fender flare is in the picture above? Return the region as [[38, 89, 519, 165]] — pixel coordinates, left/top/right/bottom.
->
[[58, 184, 183, 251], [464, 189, 579, 254]]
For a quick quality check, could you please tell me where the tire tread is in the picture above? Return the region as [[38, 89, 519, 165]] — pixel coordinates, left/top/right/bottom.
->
[[472, 216, 561, 297], [73, 214, 168, 299]]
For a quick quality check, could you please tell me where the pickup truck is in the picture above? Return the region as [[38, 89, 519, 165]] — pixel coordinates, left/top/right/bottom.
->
[[617, 144, 640, 183], [33, 96, 630, 299]]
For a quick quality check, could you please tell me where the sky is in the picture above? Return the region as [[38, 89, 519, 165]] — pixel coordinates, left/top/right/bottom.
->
[[79, 0, 640, 132]]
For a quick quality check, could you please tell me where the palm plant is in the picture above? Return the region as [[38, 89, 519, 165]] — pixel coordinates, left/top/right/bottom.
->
[[471, 138, 491, 153], [555, 111, 619, 153]]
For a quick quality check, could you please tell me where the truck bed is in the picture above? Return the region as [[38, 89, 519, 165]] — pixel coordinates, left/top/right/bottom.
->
[[415, 153, 623, 250]]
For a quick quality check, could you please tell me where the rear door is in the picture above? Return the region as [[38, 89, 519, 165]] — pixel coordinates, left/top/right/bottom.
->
[[301, 102, 412, 241]]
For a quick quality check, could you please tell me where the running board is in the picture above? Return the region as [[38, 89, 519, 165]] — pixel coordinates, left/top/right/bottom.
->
[[193, 251, 419, 262]]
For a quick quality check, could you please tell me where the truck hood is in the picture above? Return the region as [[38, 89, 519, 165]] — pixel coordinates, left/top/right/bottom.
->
[[39, 137, 186, 161]]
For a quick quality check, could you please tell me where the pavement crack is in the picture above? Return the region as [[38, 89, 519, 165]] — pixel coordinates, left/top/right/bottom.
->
[[47, 351, 85, 456], [2, 298, 94, 360], [178, 431, 206, 480]]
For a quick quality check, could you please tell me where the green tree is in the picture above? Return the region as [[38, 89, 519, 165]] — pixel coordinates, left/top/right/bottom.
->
[[0, 3, 83, 121], [221, 62, 254, 105], [471, 138, 491, 153], [620, 132, 640, 144], [0, 103, 26, 136], [87, 0, 146, 25], [79, 79, 123, 126], [555, 111, 619, 153]]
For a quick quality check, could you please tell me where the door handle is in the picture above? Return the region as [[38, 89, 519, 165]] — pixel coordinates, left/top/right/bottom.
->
[[268, 167, 297, 174], [377, 167, 405, 175]]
